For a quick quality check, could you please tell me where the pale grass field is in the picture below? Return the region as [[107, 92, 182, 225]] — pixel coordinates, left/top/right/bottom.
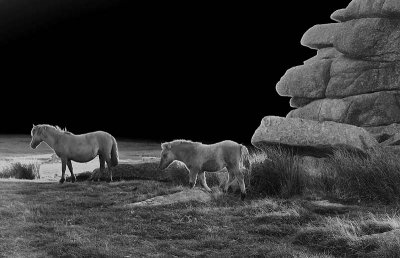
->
[[0, 135, 161, 181]]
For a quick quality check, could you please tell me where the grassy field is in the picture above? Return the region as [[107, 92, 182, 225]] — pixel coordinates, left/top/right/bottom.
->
[[2, 136, 400, 257], [2, 180, 400, 257]]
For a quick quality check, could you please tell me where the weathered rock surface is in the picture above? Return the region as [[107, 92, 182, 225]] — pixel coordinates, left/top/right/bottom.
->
[[124, 188, 221, 207], [251, 116, 377, 157], [302, 18, 400, 62], [279, 55, 400, 100], [379, 133, 400, 146], [364, 123, 400, 143], [301, 23, 340, 50], [276, 59, 332, 99], [327, 56, 400, 98], [331, 0, 400, 22], [303, 47, 341, 65], [335, 18, 400, 62], [289, 97, 316, 108], [287, 91, 400, 127]]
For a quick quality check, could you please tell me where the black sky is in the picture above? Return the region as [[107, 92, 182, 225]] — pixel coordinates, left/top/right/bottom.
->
[[0, 0, 349, 144]]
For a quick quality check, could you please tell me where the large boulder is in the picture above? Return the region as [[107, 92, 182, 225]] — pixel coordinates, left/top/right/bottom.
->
[[287, 91, 400, 127], [251, 116, 378, 157]]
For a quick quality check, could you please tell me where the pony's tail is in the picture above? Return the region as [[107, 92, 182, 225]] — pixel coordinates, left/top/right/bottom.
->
[[240, 144, 250, 170], [110, 136, 119, 167]]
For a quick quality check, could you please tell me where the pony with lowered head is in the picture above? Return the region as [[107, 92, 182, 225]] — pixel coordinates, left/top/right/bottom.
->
[[159, 139, 250, 200]]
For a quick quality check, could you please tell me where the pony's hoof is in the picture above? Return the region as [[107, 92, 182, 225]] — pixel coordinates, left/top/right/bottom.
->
[[71, 176, 76, 183], [240, 193, 246, 201], [189, 182, 194, 189], [59, 178, 65, 184]]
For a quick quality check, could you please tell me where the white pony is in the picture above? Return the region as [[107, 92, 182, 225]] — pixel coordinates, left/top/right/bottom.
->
[[30, 124, 119, 183], [159, 139, 250, 200]]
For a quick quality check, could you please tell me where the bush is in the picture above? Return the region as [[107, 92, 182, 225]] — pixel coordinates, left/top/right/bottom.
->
[[0, 162, 40, 180], [249, 146, 308, 198]]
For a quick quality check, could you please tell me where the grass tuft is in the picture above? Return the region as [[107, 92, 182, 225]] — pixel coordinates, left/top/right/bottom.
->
[[0, 162, 40, 179], [248, 146, 308, 198], [320, 147, 400, 203]]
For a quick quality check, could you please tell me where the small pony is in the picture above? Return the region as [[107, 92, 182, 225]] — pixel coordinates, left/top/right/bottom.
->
[[159, 139, 250, 200], [30, 124, 119, 183]]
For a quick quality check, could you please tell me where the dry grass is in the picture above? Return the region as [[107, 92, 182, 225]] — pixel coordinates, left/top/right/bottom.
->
[[320, 147, 400, 203], [2, 178, 400, 257], [0, 180, 333, 257], [0, 162, 40, 179], [3, 139, 400, 257], [248, 147, 308, 198]]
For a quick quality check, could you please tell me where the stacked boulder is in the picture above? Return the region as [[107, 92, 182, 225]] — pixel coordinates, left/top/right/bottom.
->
[[276, 0, 400, 141]]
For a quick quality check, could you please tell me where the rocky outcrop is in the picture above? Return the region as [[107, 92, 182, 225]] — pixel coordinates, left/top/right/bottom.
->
[[275, 0, 400, 139], [251, 116, 377, 157]]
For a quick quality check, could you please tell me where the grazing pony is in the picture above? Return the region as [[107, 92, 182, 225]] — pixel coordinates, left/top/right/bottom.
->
[[30, 124, 119, 183], [159, 140, 250, 200]]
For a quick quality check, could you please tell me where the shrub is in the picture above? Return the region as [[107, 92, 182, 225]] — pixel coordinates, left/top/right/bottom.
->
[[0, 162, 40, 179]]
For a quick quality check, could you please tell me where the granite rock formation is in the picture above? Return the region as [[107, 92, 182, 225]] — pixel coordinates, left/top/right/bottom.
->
[[276, 0, 400, 143]]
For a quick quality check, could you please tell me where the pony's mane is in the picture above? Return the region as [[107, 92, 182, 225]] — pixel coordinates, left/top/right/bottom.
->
[[34, 124, 73, 135], [162, 139, 202, 150]]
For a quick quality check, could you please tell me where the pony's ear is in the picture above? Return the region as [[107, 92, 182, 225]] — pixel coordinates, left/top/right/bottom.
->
[[161, 142, 171, 150], [32, 124, 36, 128]]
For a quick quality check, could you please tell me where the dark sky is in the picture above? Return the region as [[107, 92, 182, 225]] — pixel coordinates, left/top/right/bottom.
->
[[0, 0, 349, 144]]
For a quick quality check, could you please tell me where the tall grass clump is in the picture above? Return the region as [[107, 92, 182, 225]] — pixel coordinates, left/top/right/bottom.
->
[[0, 162, 40, 179], [321, 147, 400, 203], [249, 146, 308, 198]]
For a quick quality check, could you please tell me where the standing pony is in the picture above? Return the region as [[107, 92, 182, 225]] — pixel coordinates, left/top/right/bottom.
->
[[159, 139, 250, 200], [30, 124, 119, 183]]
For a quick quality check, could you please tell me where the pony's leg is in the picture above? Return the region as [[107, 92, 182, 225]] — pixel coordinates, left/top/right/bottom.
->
[[66, 160, 76, 183], [188, 169, 198, 189], [97, 155, 106, 181], [60, 159, 66, 184], [233, 168, 246, 201], [224, 169, 236, 193], [198, 172, 212, 192], [105, 158, 113, 182]]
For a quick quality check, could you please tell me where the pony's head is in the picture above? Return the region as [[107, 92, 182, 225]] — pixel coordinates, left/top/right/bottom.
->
[[159, 142, 176, 170], [30, 124, 46, 149]]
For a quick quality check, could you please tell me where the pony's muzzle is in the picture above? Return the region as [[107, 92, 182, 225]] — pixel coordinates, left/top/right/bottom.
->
[[30, 142, 38, 149]]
